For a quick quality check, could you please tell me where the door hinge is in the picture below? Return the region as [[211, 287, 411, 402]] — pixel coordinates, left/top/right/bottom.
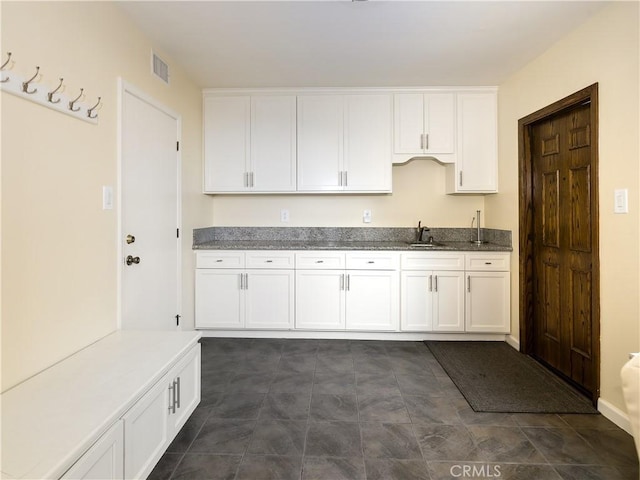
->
[[177, 228, 180, 238], [175, 314, 181, 326], [176, 141, 180, 152]]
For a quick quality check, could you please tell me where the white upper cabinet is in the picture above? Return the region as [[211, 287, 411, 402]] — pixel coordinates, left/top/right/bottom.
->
[[203, 94, 296, 193], [296, 95, 344, 191], [446, 92, 498, 194], [203, 95, 249, 192], [393, 92, 456, 161], [344, 94, 392, 192], [297, 94, 392, 193]]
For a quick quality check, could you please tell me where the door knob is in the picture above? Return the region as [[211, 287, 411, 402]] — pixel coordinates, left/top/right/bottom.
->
[[126, 255, 141, 266], [126, 235, 136, 244]]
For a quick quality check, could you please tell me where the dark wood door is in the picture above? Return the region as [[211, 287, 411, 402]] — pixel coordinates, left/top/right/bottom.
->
[[529, 101, 597, 395]]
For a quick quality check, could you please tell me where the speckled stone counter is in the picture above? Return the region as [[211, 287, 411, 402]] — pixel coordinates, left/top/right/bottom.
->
[[193, 227, 512, 252]]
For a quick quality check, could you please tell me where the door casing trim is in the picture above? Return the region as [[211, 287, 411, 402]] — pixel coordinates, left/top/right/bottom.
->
[[518, 83, 600, 405]]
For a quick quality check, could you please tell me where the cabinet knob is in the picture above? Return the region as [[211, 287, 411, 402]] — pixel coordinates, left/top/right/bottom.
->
[[367, 261, 375, 264]]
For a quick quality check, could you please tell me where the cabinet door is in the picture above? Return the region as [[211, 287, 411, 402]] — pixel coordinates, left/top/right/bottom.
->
[[454, 92, 498, 193], [167, 344, 201, 436], [203, 96, 250, 192], [424, 93, 455, 154], [295, 270, 345, 329], [297, 95, 344, 191], [245, 270, 295, 329], [400, 271, 433, 332], [344, 94, 392, 192], [465, 271, 510, 333], [123, 373, 171, 480], [251, 95, 297, 192], [394, 93, 424, 154], [346, 270, 399, 331], [195, 269, 244, 328], [432, 271, 465, 332], [61, 421, 124, 480]]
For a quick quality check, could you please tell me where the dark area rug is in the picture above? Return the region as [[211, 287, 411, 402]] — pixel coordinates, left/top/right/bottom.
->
[[425, 341, 597, 414]]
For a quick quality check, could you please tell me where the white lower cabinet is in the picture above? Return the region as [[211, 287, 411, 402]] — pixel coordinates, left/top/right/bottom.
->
[[400, 270, 465, 332], [61, 421, 124, 480], [400, 253, 465, 332], [346, 270, 399, 331], [195, 251, 295, 330], [465, 271, 510, 333], [295, 252, 400, 331], [295, 269, 346, 330]]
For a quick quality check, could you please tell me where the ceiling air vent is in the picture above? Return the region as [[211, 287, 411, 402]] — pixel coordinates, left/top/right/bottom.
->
[[152, 52, 170, 84]]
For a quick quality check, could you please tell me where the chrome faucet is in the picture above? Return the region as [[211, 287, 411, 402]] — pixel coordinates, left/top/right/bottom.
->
[[471, 210, 483, 244]]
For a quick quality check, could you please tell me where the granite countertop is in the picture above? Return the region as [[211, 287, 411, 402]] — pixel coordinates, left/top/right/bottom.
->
[[193, 227, 513, 252]]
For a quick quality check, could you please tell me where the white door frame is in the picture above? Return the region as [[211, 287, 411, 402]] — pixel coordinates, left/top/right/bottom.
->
[[116, 78, 182, 329]]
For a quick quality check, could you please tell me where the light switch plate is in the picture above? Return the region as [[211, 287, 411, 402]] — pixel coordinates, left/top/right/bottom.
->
[[614, 189, 628, 214], [102, 186, 113, 210], [363, 210, 372, 223]]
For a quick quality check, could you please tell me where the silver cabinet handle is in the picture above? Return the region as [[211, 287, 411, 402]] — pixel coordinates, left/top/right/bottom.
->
[[467, 275, 471, 292], [168, 383, 176, 414], [425, 133, 429, 150], [240, 273, 244, 290], [266, 260, 273, 263], [346, 274, 350, 291], [344, 171, 348, 187], [176, 377, 181, 409], [367, 261, 375, 264], [250, 172, 255, 188], [216, 259, 223, 263], [420, 133, 424, 150], [459, 171, 463, 186], [434, 275, 438, 292], [245, 273, 248, 290], [315, 260, 324, 264], [429, 275, 432, 292]]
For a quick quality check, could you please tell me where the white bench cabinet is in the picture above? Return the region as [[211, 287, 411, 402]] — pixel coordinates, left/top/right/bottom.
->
[[1, 331, 201, 480]]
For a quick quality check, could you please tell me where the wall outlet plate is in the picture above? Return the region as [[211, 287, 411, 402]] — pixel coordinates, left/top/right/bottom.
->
[[614, 189, 628, 214], [363, 209, 372, 223], [280, 209, 290, 222]]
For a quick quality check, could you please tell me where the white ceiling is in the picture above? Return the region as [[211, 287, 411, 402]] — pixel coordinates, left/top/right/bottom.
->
[[118, 1, 609, 88]]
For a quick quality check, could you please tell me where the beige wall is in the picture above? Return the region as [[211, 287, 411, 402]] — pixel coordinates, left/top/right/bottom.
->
[[486, 2, 640, 413], [210, 160, 485, 227], [1, 2, 210, 391]]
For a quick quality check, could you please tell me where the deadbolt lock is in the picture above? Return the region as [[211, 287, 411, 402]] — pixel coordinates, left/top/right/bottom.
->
[[126, 255, 141, 266], [126, 235, 136, 244]]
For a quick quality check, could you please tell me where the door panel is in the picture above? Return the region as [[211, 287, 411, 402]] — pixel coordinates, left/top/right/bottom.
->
[[194, 270, 243, 329], [295, 270, 345, 330], [245, 270, 294, 329], [121, 87, 179, 330], [530, 102, 596, 394]]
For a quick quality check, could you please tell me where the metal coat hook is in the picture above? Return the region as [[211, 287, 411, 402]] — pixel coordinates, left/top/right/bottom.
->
[[22, 66, 40, 94], [0, 52, 11, 83], [47, 78, 64, 104], [69, 88, 84, 112], [87, 96, 101, 119]]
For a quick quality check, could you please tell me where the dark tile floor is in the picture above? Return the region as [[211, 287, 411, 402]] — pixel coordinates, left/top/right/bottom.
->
[[150, 338, 639, 480]]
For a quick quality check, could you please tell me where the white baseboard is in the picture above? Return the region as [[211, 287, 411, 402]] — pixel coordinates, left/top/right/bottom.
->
[[198, 330, 507, 342], [504, 334, 520, 351], [598, 397, 632, 435]]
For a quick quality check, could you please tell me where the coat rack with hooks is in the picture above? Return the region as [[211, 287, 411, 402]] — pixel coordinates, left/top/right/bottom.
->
[[0, 52, 101, 124]]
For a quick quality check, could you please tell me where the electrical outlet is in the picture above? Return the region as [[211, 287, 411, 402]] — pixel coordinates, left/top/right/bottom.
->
[[280, 209, 290, 222], [363, 209, 372, 223]]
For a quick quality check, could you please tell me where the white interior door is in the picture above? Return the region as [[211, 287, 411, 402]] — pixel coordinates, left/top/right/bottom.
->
[[120, 82, 180, 330]]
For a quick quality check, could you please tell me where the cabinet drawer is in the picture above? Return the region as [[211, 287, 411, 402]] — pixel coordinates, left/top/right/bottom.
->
[[465, 253, 510, 271], [401, 253, 465, 271], [196, 251, 245, 269], [346, 252, 400, 270], [246, 251, 295, 269], [296, 252, 346, 269]]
